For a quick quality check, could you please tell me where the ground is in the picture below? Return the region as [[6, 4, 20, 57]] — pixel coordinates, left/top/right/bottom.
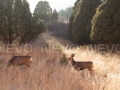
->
[[0, 31, 120, 90]]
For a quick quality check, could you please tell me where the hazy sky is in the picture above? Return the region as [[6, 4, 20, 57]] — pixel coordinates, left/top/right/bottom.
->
[[27, 0, 76, 13]]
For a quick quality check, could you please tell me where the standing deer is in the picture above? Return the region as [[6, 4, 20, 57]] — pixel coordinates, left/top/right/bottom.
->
[[68, 54, 94, 74], [8, 56, 32, 68]]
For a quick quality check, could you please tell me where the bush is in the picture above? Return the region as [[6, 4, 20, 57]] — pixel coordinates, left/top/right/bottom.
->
[[59, 54, 68, 67], [72, 0, 101, 45], [90, 0, 120, 44]]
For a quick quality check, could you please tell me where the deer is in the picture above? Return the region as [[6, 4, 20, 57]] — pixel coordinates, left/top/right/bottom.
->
[[68, 54, 94, 75], [7, 55, 32, 68]]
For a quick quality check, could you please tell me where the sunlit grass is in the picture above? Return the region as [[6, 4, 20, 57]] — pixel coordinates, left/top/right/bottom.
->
[[0, 31, 120, 90]]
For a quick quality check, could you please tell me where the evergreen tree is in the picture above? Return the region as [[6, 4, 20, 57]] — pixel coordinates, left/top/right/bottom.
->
[[33, 1, 52, 21], [0, 0, 14, 44], [68, 0, 81, 40], [90, 0, 120, 44], [31, 16, 46, 39], [0, 0, 6, 43], [58, 7, 73, 19], [72, 0, 101, 44], [19, 0, 46, 44], [66, 7, 73, 18], [12, 0, 31, 44], [13, 0, 24, 42], [0, 0, 46, 44], [19, 0, 32, 44], [52, 9, 58, 21]]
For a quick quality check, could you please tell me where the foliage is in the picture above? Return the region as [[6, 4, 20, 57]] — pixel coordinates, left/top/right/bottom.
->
[[58, 7, 73, 19], [68, 0, 81, 40], [72, 0, 101, 45], [52, 9, 58, 21], [0, 0, 46, 44], [14, 0, 31, 44], [20, 16, 46, 44], [33, 1, 52, 21], [0, 0, 15, 44], [90, 0, 120, 44], [47, 21, 69, 39], [59, 54, 68, 67]]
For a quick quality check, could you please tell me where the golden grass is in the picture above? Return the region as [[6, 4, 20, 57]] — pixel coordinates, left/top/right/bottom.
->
[[0, 31, 120, 90]]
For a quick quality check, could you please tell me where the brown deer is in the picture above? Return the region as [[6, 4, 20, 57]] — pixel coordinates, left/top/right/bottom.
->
[[8, 56, 32, 68], [68, 54, 94, 74]]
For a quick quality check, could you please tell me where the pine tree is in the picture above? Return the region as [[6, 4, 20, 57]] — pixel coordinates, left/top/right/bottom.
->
[[66, 7, 73, 18], [58, 7, 73, 19], [68, 0, 81, 40], [90, 0, 120, 44], [13, 0, 24, 42], [19, 0, 46, 44], [0, 0, 14, 44], [72, 0, 101, 45], [33, 1, 52, 21], [0, 0, 46, 44], [52, 9, 58, 21], [19, 0, 32, 43], [0, 0, 6, 43]]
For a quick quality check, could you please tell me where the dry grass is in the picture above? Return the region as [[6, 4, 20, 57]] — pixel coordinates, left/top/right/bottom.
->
[[0, 31, 120, 90]]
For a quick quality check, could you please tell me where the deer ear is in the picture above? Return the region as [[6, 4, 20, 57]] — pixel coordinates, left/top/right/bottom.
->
[[71, 53, 75, 57]]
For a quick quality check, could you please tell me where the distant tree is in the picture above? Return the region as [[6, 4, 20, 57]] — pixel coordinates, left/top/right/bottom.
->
[[72, 0, 101, 45], [90, 0, 120, 44], [52, 9, 58, 21], [58, 10, 67, 17], [66, 7, 73, 18], [33, 1, 52, 21], [58, 6, 73, 19], [68, 0, 81, 40]]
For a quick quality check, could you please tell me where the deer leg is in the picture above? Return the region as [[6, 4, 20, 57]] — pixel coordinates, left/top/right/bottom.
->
[[90, 69, 94, 76], [88, 68, 94, 76], [80, 68, 84, 70], [26, 63, 30, 68]]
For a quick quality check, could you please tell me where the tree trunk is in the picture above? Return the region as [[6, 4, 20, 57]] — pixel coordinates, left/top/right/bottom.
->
[[8, 28, 12, 44]]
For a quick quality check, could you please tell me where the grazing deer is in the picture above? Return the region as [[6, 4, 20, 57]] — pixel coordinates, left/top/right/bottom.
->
[[8, 56, 32, 68], [68, 54, 94, 74]]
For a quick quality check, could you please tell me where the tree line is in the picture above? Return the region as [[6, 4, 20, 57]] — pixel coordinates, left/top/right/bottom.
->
[[0, 0, 59, 45], [69, 0, 120, 45]]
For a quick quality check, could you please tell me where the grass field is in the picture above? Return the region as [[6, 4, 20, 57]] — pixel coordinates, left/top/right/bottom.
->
[[0, 32, 120, 90]]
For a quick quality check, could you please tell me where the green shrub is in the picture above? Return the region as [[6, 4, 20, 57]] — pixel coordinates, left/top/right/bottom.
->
[[59, 54, 68, 67], [90, 0, 120, 44]]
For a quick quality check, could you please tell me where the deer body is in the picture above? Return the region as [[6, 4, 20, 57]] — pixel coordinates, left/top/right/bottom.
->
[[8, 56, 32, 68], [68, 54, 94, 74]]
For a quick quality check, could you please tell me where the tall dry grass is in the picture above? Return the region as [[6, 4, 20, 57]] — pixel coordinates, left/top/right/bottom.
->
[[0, 31, 120, 90]]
